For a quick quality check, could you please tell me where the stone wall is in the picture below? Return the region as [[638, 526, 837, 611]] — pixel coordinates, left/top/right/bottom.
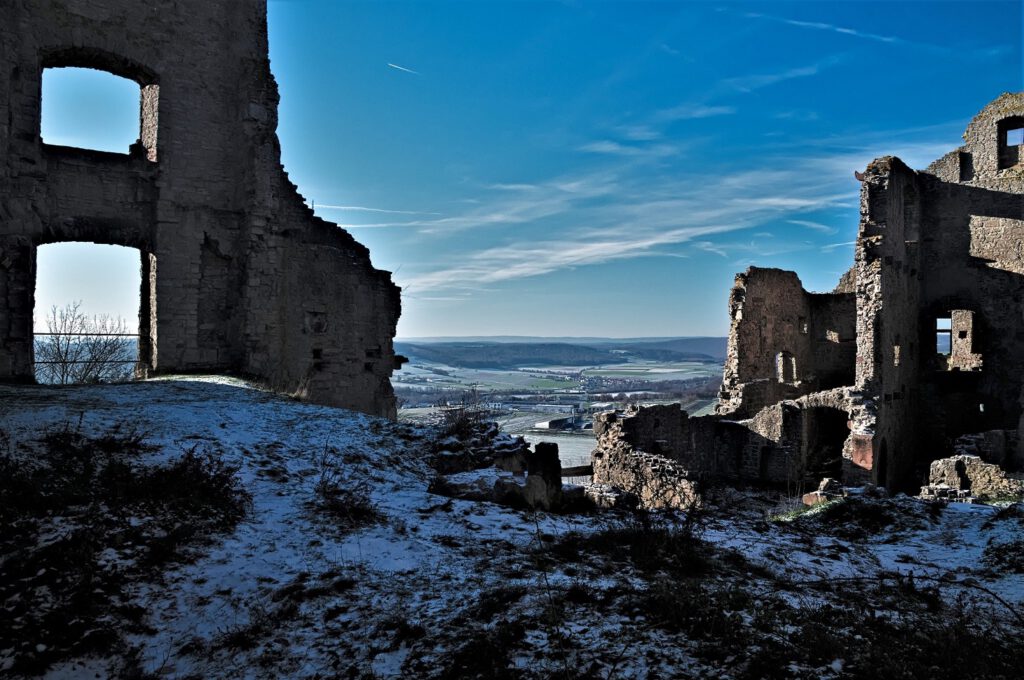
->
[[604, 95, 1024, 494], [850, 156, 923, 488], [591, 410, 700, 510], [927, 455, 1024, 500], [0, 0, 402, 417], [717, 267, 856, 417], [593, 395, 853, 500]]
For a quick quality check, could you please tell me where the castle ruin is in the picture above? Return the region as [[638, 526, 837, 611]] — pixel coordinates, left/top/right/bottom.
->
[[594, 93, 1024, 500], [0, 0, 403, 417]]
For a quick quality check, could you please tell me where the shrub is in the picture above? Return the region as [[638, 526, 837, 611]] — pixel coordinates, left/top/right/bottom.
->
[[311, 447, 384, 531], [0, 429, 250, 675]]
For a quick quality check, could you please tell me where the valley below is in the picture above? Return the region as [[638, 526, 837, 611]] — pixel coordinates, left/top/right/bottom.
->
[[395, 337, 725, 469]]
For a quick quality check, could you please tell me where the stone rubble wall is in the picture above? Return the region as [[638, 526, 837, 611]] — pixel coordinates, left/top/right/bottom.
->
[[592, 394, 856, 504], [717, 268, 856, 418], [0, 0, 402, 417], [591, 428, 699, 510], [609, 95, 1024, 495], [927, 455, 1024, 500]]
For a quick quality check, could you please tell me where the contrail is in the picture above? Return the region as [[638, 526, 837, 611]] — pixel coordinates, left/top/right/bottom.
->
[[387, 62, 419, 75]]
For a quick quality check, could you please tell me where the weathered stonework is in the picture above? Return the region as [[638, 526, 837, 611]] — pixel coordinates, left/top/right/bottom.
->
[[0, 0, 402, 417], [592, 410, 700, 510], [594, 93, 1024, 501], [925, 455, 1024, 500]]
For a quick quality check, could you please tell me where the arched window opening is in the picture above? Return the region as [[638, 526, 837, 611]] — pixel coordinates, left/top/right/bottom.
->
[[801, 407, 848, 482], [41, 66, 158, 160], [33, 242, 154, 384]]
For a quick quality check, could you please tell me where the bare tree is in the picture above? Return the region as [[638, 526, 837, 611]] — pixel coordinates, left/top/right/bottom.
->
[[33, 302, 136, 384]]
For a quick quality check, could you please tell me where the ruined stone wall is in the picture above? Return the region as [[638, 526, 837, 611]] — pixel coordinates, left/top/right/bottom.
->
[[604, 403, 691, 459], [808, 292, 856, 389], [630, 94, 1024, 493], [840, 94, 1024, 489], [591, 444, 700, 511], [0, 0, 402, 417], [718, 268, 856, 417], [876, 95, 1024, 477], [593, 403, 805, 489], [927, 455, 1024, 500], [850, 157, 923, 488]]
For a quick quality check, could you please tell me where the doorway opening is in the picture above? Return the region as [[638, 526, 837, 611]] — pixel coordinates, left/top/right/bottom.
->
[[33, 242, 155, 384], [800, 407, 848, 482]]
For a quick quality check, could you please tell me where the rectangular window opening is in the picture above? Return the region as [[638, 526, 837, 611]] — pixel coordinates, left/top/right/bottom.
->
[[936, 317, 952, 356]]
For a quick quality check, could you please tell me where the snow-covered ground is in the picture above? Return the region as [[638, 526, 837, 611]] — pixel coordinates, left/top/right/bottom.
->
[[1, 377, 1022, 679]]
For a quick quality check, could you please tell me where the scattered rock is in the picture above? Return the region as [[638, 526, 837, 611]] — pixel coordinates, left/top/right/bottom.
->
[[802, 477, 848, 506]]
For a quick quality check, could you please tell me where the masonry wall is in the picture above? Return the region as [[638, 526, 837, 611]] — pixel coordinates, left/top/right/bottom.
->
[[0, 0, 402, 417], [850, 157, 923, 488], [593, 403, 810, 489], [717, 268, 856, 417]]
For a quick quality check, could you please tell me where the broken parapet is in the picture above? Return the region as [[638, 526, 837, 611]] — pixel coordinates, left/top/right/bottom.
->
[[926, 455, 1024, 501], [593, 404, 689, 458]]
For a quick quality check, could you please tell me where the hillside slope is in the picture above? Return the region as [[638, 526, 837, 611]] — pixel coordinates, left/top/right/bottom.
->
[[1, 378, 1023, 679]]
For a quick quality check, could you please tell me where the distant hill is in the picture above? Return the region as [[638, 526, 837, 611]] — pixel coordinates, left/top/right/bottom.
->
[[395, 337, 727, 369], [605, 337, 728, 360], [395, 342, 616, 368], [398, 335, 727, 349]]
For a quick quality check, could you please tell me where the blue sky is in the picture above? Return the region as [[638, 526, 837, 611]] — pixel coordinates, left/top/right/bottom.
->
[[36, 1, 1023, 337]]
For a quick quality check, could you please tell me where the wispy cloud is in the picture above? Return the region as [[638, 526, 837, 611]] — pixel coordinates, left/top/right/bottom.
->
[[724, 56, 843, 93], [488, 183, 540, 192], [653, 103, 736, 123], [315, 204, 440, 216], [788, 219, 838, 235], [614, 124, 662, 142], [403, 223, 743, 292], [577, 140, 679, 158], [775, 109, 819, 122], [743, 12, 906, 46], [340, 171, 620, 233], [396, 160, 859, 291], [387, 62, 419, 75], [694, 241, 729, 257]]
